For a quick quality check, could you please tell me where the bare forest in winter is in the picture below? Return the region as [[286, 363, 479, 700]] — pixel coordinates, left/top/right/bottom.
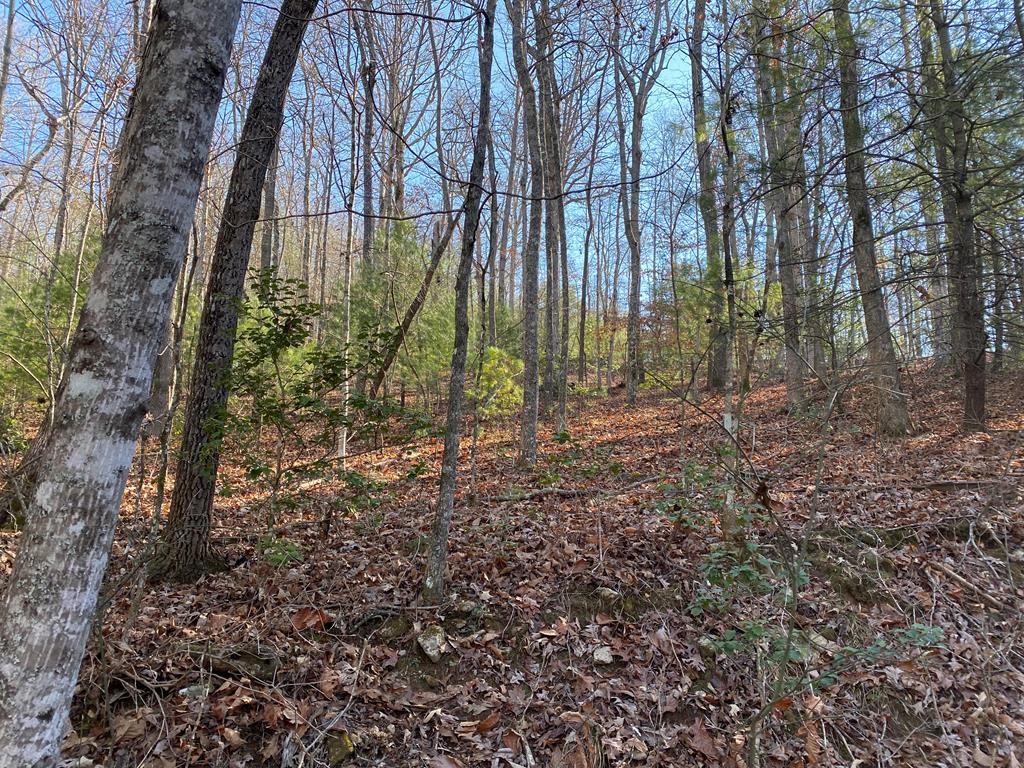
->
[[0, 0, 1023, 765]]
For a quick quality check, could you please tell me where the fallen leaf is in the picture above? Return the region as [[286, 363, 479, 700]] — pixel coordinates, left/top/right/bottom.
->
[[291, 606, 330, 632], [687, 718, 719, 760], [476, 711, 500, 733]]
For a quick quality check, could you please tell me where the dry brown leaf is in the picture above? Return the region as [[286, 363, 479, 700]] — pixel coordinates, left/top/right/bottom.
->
[[291, 606, 329, 632], [686, 718, 719, 760], [220, 726, 245, 747], [476, 711, 500, 733]]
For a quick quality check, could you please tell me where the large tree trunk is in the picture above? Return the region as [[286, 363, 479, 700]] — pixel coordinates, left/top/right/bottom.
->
[[927, 0, 985, 429], [754, 15, 805, 406], [422, 0, 495, 602], [153, 0, 318, 582], [507, 0, 543, 466], [0, 1, 240, 760], [834, 0, 910, 436], [533, 0, 568, 428], [690, 0, 725, 392]]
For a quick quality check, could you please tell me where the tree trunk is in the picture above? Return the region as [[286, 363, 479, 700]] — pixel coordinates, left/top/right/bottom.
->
[[928, 0, 985, 430], [578, 63, 606, 386], [260, 140, 279, 270], [154, 0, 318, 582], [356, 6, 376, 270], [755, 15, 805, 406], [507, 0, 542, 466], [0, 0, 15, 147], [0, 1, 240, 760], [835, 0, 910, 436], [422, 0, 495, 602], [690, 0, 725, 392]]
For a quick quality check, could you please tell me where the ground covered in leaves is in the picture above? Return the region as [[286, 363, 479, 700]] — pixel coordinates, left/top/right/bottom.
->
[[2, 364, 1023, 768]]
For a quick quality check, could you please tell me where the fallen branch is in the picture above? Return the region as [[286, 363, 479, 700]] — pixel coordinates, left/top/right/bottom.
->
[[484, 474, 664, 504], [820, 475, 1023, 494], [925, 560, 1007, 611]]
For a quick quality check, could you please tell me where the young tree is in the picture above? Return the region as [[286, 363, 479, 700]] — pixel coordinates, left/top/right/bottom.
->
[[422, 0, 496, 602], [154, 0, 319, 582], [0, 0, 241, 759], [610, 0, 672, 406]]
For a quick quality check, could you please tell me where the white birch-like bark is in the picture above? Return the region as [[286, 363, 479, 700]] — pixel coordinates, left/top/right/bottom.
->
[[0, 1, 241, 762]]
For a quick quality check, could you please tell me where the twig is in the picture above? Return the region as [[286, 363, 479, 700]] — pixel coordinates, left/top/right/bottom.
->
[[925, 560, 1006, 611]]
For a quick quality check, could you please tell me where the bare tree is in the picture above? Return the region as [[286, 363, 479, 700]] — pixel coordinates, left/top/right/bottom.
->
[[422, 0, 496, 602], [610, 0, 672, 406], [507, 0, 542, 465], [154, 0, 319, 582], [834, 0, 909, 436], [0, 0, 241, 759]]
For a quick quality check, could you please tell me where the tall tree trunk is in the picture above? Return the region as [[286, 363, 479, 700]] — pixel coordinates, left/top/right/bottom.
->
[[754, 12, 805, 406], [690, 0, 725, 392], [718, 11, 739, 536], [578, 62, 606, 385], [507, 0, 542, 465], [0, 1, 240, 759], [487, 129, 499, 347], [154, 0, 319, 582], [356, 6, 376, 270], [928, 0, 985, 429], [422, 0, 495, 602], [0, 0, 16, 148], [533, 0, 568, 427], [835, 0, 910, 436]]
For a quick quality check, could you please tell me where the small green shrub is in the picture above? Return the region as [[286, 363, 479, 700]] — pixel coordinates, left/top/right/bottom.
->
[[471, 347, 523, 421], [259, 536, 304, 566]]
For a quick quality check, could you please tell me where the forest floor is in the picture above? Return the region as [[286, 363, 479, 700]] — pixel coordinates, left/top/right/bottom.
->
[[3, 363, 1024, 768]]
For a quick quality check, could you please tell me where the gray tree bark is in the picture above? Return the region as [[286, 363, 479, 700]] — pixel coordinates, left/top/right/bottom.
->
[[507, 0, 542, 465], [754, 15, 805, 406], [835, 0, 910, 436], [422, 0, 495, 602], [154, 0, 319, 582], [0, 1, 240, 760], [927, 0, 985, 430]]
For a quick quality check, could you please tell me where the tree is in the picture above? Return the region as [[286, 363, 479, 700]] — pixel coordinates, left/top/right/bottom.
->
[[422, 0, 495, 602], [610, 0, 672, 406], [925, 0, 986, 430], [507, 0, 542, 465], [834, 0, 910, 436], [753, 4, 806, 407], [689, 0, 725, 392], [0, 0, 241, 759], [153, 0, 319, 582]]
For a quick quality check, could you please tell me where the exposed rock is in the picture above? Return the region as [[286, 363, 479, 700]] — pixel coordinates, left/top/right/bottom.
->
[[326, 730, 355, 765], [376, 614, 412, 641], [593, 645, 614, 665], [417, 625, 447, 663]]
